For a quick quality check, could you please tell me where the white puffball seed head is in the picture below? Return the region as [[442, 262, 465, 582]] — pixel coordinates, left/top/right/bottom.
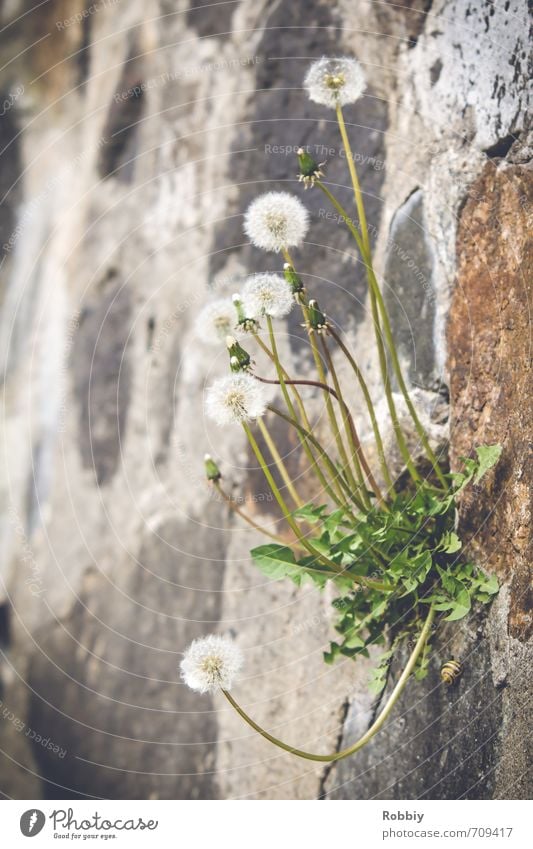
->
[[180, 635, 243, 694], [304, 57, 366, 109], [244, 192, 309, 253], [242, 273, 294, 319], [195, 298, 239, 345], [205, 373, 267, 425]]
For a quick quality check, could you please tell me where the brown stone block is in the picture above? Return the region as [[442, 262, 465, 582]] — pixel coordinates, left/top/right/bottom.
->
[[449, 162, 532, 641]]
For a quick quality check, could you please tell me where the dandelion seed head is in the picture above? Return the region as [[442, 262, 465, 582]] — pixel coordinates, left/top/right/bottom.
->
[[304, 57, 366, 108], [205, 373, 267, 425], [242, 273, 294, 319], [195, 298, 240, 345], [180, 635, 243, 694], [244, 192, 309, 253]]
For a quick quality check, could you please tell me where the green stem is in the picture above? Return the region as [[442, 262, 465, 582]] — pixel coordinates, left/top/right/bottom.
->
[[328, 326, 394, 491], [365, 263, 447, 488], [243, 421, 346, 576], [317, 180, 421, 484], [253, 330, 349, 509], [325, 111, 447, 488], [213, 481, 300, 548], [256, 417, 303, 509], [321, 336, 385, 507], [282, 248, 362, 496], [222, 606, 435, 762], [268, 404, 362, 515], [336, 103, 370, 255]]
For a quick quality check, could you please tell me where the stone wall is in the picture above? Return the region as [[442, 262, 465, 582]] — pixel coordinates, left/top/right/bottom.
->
[[0, 0, 530, 799]]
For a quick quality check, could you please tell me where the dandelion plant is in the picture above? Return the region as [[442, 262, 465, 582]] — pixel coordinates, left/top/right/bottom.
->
[[183, 55, 502, 762]]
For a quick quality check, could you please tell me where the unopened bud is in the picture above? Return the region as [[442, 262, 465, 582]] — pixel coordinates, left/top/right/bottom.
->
[[204, 453, 221, 482], [226, 336, 251, 370], [307, 299, 327, 332], [297, 147, 325, 188], [232, 292, 258, 332], [283, 262, 305, 296]]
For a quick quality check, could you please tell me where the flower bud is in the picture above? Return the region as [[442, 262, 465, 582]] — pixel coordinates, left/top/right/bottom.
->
[[297, 146, 325, 189], [232, 292, 258, 332], [307, 299, 328, 333], [226, 335, 251, 370], [204, 453, 221, 482], [283, 262, 305, 297]]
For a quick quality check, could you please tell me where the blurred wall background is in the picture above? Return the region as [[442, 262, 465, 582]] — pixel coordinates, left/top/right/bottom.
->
[[0, 0, 531, 799]]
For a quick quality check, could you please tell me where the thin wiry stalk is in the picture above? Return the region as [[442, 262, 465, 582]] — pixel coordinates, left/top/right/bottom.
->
[[328, 326, 394, 491], [321, 112, 446, 487], [213, 480, 299, 548], [253, 330, 349, 509], [316, 179, 421, 484], [256, 417, 303, 509], [222, 606, 435, 762], [320, 336, 385, 507]]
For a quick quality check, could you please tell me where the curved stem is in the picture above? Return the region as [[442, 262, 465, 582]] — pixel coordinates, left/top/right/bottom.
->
[[319, 337, 368, 504], [321, 114, 446, 488], [213, 481, 298, 548], [222, 606, 435, 762], [365, 263, 447, 488], [321, 336, 385, 507], [243, 421, 347, 576], [328, 326, 394, 491], [303, 307, 361, 497], [261, 372, 368, 513], [253, 332, 348, 509], [259, 370, 383, 508], [317, 180, 421, 485], [267, 404, 361, 516]]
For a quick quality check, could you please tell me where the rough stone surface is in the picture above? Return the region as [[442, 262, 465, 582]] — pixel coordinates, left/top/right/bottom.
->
[[0, 0, 531, 800], [383, 190, 439, 390], [449, 162, 532, 644]]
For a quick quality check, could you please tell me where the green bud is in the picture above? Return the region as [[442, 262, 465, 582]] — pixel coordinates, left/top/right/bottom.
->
[[226, 335, 251, 370], [232, 293, 258, 332], [283, 262, 304, 295], [307, 299, 327, 332], [297, 147, 320, 178], [232, 293, 246, 323], [297, 146, 325, 189], [204, 453, 221, 482]]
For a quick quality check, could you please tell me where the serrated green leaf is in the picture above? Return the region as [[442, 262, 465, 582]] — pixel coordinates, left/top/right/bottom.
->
[[474, 444, 502, 484], [401, 577, 418, 594], [414, 665, 430, 681], [250, 544, 301, 581], [323, 508, 346, 534], [293, 503, 327, 523], [476, 573, 499, 595], [441, 531, 462, 554], [444, 589, 471, 621], [344, 633, 366, 649], [412, 551, 433, 581]]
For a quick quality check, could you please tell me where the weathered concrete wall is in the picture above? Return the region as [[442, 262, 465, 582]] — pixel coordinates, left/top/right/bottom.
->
[[0, 0, 530, 799]]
